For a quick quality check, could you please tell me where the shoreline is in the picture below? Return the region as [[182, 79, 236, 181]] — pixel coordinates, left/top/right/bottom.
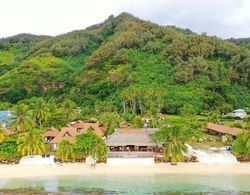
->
[[1, 163, 250, 179]]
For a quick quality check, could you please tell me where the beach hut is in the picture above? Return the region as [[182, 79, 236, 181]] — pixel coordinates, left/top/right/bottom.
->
[[106, 128, 160, 165]]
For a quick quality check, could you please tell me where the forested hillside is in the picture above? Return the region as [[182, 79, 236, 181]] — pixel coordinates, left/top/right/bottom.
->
[[0, 13, 249, 116], [228, 37, 250, 50]]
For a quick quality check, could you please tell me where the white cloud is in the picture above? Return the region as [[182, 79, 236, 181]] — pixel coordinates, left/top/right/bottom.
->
[[0, 0, 249, 38], [0, 0, 115, 38], [113, 0, 250, 38]]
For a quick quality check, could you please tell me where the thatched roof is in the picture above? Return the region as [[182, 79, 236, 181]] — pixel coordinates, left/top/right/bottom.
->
[[106, 128, 159, 147]]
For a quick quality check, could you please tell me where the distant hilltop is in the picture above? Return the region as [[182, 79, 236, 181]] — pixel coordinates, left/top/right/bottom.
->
[[0, 12, 249, 115]]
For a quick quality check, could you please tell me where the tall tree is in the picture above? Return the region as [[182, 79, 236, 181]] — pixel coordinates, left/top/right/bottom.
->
[[243, 131, 250, 151], [154, 126, 187, 164], [233, 132, 250, 157], [0, 129, 7, 144], [17, 129, 45, 156], [98, 112, 121, 136], [60, 99, 78, 121], [56, 140, 76, 162], [31, 98, 49, 129], [207, 111, 220, 123], [90, 135, 108, 160], [75, 130, 108, 160], [10, 104, 34, 132], [180, 104, 196, 119], [132, 115, 143, 128]]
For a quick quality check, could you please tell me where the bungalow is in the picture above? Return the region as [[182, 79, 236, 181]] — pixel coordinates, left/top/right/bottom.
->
[[48, 121, 105, 151], [68, 120, 104, 137], [106, 128, 160, 165], [205, 122, 244, 137], [44, 127, 59, 143]]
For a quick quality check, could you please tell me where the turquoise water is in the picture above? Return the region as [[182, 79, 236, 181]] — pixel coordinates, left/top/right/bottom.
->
[[0, 174, 250, 194]]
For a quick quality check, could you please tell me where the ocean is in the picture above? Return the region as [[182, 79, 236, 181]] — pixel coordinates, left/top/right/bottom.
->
[[0, 174, 250, 194]]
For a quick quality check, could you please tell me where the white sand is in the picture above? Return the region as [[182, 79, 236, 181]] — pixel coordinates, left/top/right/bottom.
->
[[0, 163, 250, 179]]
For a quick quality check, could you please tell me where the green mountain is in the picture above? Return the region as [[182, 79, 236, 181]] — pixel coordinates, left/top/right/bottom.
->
[[0, 13, 249, 115], [228, 37, 250, 50]]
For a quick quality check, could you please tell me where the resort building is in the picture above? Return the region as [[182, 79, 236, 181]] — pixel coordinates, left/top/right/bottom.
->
[[106, 128, 161, 165], [44, 127, 59, 143], [205, 123, 244, 137], [47, 121, 105, 151], [67, 120, 104, 136]]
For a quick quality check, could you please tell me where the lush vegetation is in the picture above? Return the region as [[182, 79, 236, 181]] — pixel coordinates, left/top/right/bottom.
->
[[0, 13, 249, 116], [0, 13, 249, 162], [154, 126, 188, 163], [56, 130, 107, 162], [233, 131, 250, 158], [74, 130, 107, 160], [229, 37, 250, 50]]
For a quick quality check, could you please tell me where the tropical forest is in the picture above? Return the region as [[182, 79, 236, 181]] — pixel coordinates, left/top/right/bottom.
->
[[0, 13, 249, 162]]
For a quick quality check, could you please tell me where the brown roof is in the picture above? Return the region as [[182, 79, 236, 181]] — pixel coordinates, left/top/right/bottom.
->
[[69, 121, 104, 137], [205, 123, 244, 136], [50, 122, 105, 144], [44, 127, 59, 137], [106, 128, 159, 146], [50, 127, 78, 144]]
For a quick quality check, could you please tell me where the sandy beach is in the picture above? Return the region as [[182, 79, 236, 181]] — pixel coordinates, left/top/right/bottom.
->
[[0, 163, 250, 179]]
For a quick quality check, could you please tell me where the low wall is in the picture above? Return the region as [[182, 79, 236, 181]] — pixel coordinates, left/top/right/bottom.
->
[[107, 157, 155, 165]]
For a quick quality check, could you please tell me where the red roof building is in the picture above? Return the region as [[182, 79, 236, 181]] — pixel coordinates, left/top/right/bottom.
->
[[48, 121, 105, 146], [205, 122, 244, 137], [44, 127, 60, 143]]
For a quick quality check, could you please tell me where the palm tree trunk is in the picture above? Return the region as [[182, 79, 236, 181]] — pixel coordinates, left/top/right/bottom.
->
[[39, 119, 42, 129]]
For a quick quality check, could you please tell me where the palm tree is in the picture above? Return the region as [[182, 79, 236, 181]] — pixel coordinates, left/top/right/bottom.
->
[[132, 115, 143, 128], [31, 98, 49, 129], [154, 126, 187, 164], [242, 131, 250, 151], [56, 140, 76, 162], [207, 111, 220, 123], [17, 129, 45, 156], [0, 129, 7, 144], [60, 99, 78, 121], [98, 112, 121, 136], [10, 104, 34, 132], [233, 132, 250, 157], [90, 137, 108, 160], [164, 137, 187, 163]]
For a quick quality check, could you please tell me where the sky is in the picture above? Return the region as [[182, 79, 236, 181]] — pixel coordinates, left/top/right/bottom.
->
[[0, 0, 249, 39]]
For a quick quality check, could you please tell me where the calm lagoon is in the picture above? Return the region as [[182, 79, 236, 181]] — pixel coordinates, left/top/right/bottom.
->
[[0, 174, 250, 194]]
